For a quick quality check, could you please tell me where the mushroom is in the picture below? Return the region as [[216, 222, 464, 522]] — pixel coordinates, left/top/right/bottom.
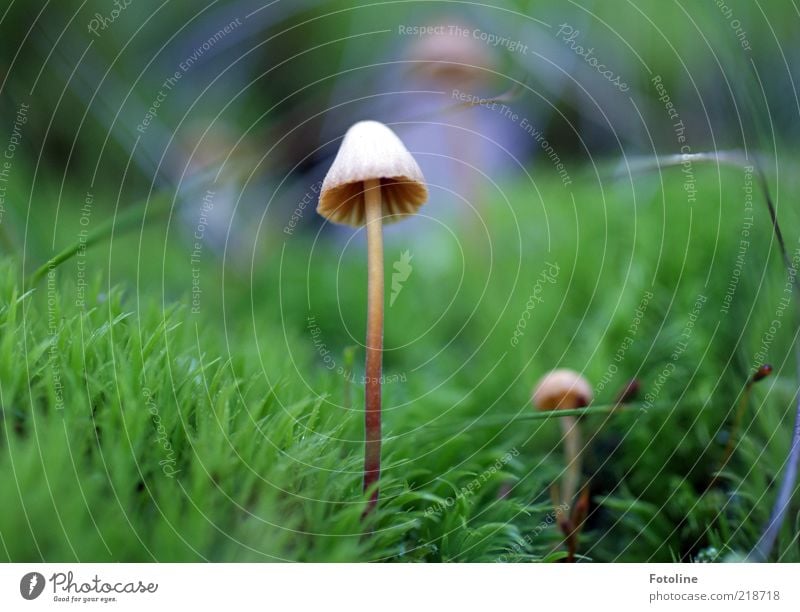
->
[[317, 120, 427, 514], [407, 23, 494, 87], [406, 26, 494, 213], [532, 369, 593, 509], [532, 368, 593, 561]]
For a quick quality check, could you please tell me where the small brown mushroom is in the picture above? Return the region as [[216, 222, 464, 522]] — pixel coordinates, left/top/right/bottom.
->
[[532, 369, 592, 509]]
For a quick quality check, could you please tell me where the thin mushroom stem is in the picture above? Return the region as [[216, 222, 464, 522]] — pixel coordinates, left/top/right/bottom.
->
[[532, 369, 592, 560], [559, 414, 582, 508], [557, 415, 585, 563], [363, 178, 384, 514]]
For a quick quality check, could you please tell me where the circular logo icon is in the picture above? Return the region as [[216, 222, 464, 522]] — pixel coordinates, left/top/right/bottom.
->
[[20, 572, 45, 600]]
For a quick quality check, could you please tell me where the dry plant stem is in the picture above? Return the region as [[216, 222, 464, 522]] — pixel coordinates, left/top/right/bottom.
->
[[719, 383, 754, 474], [564, 487, 591, 563], [560, 415, 582, 508], [363, 178, 384, 514], [708, 383, 753, 491]]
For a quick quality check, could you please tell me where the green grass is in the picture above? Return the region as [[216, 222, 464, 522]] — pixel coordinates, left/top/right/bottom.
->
[[1, 160, 799, 562]]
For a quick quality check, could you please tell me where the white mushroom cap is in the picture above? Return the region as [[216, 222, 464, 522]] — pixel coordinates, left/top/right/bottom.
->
[[317, 121, 427, 226], [532, 369, 593, 411]]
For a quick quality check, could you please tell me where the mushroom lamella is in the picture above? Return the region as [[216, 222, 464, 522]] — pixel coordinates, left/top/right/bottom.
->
[[317, 177, 428, 226], [316, 120, 427, 228]]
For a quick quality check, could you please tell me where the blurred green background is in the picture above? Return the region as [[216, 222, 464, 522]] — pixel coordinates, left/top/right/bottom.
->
[[0, 0, 799, 562]]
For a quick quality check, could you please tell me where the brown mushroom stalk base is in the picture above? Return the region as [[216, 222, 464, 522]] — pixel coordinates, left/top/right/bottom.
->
[[363, 178, 384, 515]]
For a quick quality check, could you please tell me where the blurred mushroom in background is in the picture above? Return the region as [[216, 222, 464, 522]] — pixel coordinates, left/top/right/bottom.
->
[[401, 20, 527, 229]]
